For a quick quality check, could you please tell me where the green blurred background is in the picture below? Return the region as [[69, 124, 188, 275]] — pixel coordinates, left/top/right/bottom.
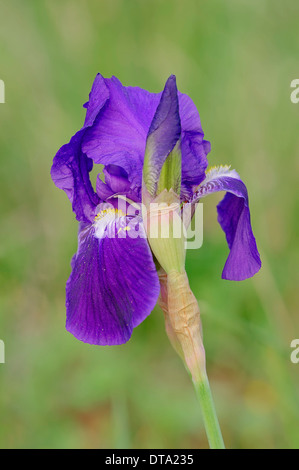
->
[[0, 0, 298, 449]]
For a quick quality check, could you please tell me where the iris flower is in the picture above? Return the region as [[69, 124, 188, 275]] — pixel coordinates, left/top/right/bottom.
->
[[51, 74, 261, 448], [51, 73, 261, 345]]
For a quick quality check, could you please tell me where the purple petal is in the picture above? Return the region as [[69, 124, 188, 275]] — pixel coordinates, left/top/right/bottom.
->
[[52, 73, 211, 219], [218, 192, 261, 280], [178, 93, 210, 195], [96, 164, 141, 202], [84, 73, 110, 128], [82, 76, 161, 186], [51, 74, 110, 222], [103, 164, 131, 193], [51, 130, 99, 223], [96, 176, 115, 201], [193, 168, 261, 280], [82, 74, 210, 195], [143, 75, 181, 196], [65, 220, 160, 345]]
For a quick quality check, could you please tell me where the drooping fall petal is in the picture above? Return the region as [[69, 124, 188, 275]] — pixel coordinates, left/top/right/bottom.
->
[[66, 218, 160, 345], [193, 166, 261, 280]]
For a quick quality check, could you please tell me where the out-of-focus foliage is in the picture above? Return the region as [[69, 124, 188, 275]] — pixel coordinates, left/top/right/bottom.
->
[[0, 0, 298, 449]]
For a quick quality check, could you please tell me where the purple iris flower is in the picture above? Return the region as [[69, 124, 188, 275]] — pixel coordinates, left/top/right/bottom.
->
[[51, 73, 261, 346]]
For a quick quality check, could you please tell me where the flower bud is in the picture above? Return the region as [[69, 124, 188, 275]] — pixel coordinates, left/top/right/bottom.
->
[[161, 270, 206, 383], [142, 190, 186, 274]]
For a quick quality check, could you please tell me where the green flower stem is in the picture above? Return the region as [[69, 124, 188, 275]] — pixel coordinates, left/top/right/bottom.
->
[[193, 373, 225, 449], [157, 270, 225, 449]]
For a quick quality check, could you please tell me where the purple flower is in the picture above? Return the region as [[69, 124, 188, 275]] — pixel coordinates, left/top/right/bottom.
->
[[51, 73, 261, 345]]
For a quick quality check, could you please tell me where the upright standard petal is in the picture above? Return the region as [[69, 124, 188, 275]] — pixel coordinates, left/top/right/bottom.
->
[[178, 93, 210, 195], [193, 166, 261, 281], [82, 74, 210, 195], [142, 76, 186, 275], [143, 75, 181, 198], [65, 218, 160, 345], [83, 73, 110, 128], [82, 76, 161, 186]]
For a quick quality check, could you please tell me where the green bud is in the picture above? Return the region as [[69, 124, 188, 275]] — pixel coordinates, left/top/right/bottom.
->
[[156, 141, 181, 196], [142, 190, 186, 274]]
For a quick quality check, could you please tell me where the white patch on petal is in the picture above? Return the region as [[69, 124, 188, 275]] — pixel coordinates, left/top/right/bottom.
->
[[203, 165, 240, 184], [192, 165, 241, 202], [93, 206, 126, 239]]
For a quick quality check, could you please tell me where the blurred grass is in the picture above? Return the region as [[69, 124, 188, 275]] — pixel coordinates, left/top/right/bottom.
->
[[0, 0, 299, 449]]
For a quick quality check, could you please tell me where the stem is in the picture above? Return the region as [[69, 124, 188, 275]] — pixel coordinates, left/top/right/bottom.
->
[[193, 373, 225, 449], [158, 269, 225, 449]]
